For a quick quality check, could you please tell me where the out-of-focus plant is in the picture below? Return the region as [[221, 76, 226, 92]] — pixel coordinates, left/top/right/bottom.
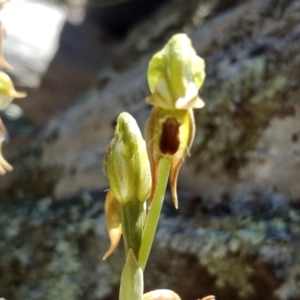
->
[[103, 33, 213, 300], [0, 0, 12, 70], [0, 1, 27, 174]]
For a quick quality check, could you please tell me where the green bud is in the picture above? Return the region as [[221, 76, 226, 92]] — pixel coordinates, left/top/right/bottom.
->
[[104, 112, 151, 205]]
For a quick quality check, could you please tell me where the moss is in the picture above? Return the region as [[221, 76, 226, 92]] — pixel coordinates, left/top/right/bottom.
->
[[1, 187, 299, 300], [115, 0, 218, 69], [191, 57, 289, 175], [0, 192, 113, 300], [154, 189, 300, 299], [1, 142, 59, 201], [275, 266, 300, 300]]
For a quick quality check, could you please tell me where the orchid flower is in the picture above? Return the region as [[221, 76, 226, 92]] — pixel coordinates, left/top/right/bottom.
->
[[145, 34, 205, 208]]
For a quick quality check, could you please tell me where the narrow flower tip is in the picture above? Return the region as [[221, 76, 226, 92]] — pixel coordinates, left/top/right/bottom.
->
[[0, 145, 13, 175], [147, 33, 205, 110], [0, 156, 13, 175], [11, 91, 27, 99], [103, 226, 122, 260], [103, 190, 122, 259]]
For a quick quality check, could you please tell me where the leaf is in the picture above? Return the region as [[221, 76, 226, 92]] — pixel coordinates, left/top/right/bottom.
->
[[120, 249, 143, 300]]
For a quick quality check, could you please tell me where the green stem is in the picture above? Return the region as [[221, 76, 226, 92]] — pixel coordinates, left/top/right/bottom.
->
[[138, 156, 171, 270], [122, 202, 145, 260]]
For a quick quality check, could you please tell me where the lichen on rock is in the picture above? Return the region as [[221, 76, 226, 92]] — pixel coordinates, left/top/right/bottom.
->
[[0, 191, 113, 300], [153, 188, 300, 299]]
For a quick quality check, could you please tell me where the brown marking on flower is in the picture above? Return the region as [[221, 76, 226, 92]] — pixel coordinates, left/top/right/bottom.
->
[[160, 117, 181, 155]]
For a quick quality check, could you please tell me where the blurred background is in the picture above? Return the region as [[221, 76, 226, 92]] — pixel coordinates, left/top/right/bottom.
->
[[0, 0, 300, 299]]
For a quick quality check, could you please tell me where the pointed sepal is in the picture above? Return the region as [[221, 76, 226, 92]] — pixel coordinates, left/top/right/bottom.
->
[[103, 190, 122, 260], [169, 109, 195, 208]]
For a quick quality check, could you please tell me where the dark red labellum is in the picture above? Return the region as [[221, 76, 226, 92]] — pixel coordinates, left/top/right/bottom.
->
[[160, 117, 180, 155]]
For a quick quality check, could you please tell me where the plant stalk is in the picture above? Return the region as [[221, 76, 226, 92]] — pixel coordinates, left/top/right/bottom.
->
[[122, 201, 145, 260], [138, 156, 171, 270]]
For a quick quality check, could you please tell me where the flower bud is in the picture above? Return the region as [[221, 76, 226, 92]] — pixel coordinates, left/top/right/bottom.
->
[[104, 112, 151, 205], [0, 71, 26, 110]]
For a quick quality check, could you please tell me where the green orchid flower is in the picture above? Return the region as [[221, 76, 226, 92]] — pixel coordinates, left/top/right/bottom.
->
[[145, 33, 206, 208]]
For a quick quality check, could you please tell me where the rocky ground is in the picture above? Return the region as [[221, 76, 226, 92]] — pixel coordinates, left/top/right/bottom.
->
[[0, 188, 299, 300]]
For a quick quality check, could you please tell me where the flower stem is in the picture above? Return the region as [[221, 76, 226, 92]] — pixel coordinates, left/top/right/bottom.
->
[[122, 202, 145, 260], [138, 156, 171, 270]]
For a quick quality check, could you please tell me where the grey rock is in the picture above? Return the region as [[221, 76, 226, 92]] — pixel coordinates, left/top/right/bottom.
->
[[2, 0, 67, 88], [37, 0, 300, 204]]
